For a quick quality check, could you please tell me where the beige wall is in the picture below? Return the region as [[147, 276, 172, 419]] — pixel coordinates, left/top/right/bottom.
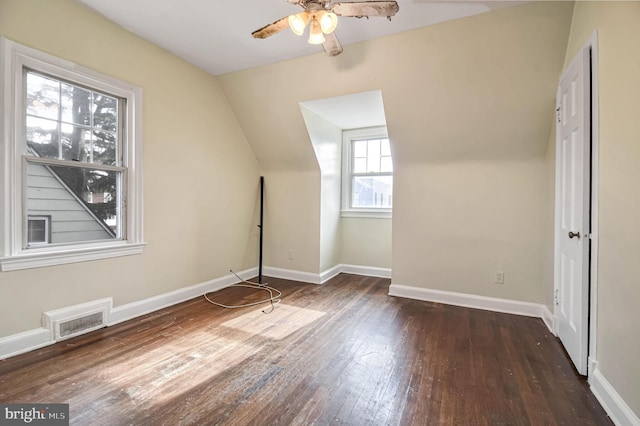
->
[[219, 2, 573, 299], [341, 218, 392, 269], [300, 107, 342, 271], [393, 160, 546, 301], [0, 0, 260, 336], [262, 169, 321, 273], [559, 1, 640, 417]]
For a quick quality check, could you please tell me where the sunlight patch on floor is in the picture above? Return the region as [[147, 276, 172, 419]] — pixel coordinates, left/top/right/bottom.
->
[[220, 304, 326, 340], [96, 328, 261, 407]]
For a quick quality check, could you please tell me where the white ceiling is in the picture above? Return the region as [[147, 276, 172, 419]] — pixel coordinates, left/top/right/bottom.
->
[[301, 90, 387, 129], [76, 0, 525, 76]]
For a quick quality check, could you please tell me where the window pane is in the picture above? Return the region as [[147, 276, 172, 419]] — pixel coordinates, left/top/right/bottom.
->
[[367, 139, 381, 172], [381, 156, 393, 173], [61, 124, 91, 162], [353, 140, 367, 157], [28, 218, 47, 244], [26, 73, 121, 166], [93, 94, 118, 132], [26, 72, 60, 120], [353, 157, 367, 174], [351, 175, 393, 208], [61, 83, 92, 126], [26, 162, 119, 245], [381, 139, 391, 156], [92, 130, 117, 165], [26, 116, 59, 158]]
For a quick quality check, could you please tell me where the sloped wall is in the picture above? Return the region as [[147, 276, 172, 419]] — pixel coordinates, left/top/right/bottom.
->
[[0, 0, 260, 336], [300, 107, 342, 272]]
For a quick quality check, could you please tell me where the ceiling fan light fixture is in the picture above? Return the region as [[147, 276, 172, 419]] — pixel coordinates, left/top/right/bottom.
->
[[288, 11, 310, 36], [319, 11, 338, 34], [308, 16, 325, 45]]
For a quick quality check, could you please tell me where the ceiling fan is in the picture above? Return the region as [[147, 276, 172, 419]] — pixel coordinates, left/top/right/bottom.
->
[[252, 0, 400, 56]]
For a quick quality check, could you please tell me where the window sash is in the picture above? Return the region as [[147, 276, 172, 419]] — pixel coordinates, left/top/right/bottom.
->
[[24, 69, 124, 167], [350, 174, 393, 209], [350, 138, 392, 175], [23, 158, 124, 248]]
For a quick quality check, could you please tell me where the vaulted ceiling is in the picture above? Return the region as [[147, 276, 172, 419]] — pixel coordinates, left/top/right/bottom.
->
[[76, 0, 526, 75]]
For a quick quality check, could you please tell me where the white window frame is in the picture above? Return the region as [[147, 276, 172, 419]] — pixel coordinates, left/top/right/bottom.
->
[[341, 126, 392, 219], [0, 38, 145, 271]]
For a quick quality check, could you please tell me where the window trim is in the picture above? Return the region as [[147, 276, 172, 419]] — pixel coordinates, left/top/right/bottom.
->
[[341, 126, 392, 219], [0, 38, 144, 272]]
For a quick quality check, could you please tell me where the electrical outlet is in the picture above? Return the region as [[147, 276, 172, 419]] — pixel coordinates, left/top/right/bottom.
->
[[495, 271, 505, 284], [288, 249, 294, 260]]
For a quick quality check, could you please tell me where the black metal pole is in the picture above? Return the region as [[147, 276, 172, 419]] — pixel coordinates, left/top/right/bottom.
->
[[258, 176, 264, 284]]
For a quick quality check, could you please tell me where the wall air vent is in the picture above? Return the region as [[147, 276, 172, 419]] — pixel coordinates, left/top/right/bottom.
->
[[57, 311, 104, 338], [43, 298, 112, 342]]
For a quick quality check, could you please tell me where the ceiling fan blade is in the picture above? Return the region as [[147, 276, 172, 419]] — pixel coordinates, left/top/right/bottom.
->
[[331, 1, 399, 18], [252, 16, 290, 39], [323, 32, 343, 56]]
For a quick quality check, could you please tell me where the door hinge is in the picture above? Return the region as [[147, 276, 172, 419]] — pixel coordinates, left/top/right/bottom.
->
[[554, 288, 560, 306], [556, 106, 561, 124]]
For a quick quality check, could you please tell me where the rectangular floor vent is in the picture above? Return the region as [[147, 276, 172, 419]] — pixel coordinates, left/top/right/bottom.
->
[[58, 312, 105, 338]]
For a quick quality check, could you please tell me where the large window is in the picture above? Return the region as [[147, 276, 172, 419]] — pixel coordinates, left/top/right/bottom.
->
[[341, 127, 393, 218], [0, 38, 144, 271]]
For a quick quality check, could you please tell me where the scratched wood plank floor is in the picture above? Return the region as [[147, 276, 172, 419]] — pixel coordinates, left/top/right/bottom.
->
[[0, 274, 611, 425]]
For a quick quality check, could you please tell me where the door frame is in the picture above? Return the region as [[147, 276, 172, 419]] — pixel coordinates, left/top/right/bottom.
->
[[553, 30, 599, 378]]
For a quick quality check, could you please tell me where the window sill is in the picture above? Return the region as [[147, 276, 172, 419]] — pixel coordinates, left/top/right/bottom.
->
[[341, 210, 392, 219], [0, 242, 146, 272]]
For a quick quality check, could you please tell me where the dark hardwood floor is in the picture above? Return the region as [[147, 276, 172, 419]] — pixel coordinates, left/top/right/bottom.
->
[[0, 274, 611, 425]]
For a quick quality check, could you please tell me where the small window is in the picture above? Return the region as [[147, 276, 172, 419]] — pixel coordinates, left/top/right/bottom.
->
[[341, 127, 393, 218], [27, 216, 50, 245]]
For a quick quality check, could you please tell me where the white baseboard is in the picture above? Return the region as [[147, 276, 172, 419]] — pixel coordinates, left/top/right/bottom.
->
[[590, 368, 640, 426], [0, 328, 52, 360], [589, 356, 598, 377], [541, 305, 555, 334], [320, 264, 342, 283], [340, 264, 392, 279], [262, 266, 322, 284], [388, 284, 546, 319], [263, 264, 392, 285], [109, 267, 257, 325], [0, 267, 257, 360]]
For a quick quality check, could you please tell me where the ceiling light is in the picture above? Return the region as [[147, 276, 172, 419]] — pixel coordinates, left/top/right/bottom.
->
[[288, 11, 310, 36], [308, 16, 325, 45], [319, 11, 338, 34]]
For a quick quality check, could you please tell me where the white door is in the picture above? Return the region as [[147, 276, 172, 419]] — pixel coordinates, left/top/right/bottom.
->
[[554, 47, 591, 375]]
